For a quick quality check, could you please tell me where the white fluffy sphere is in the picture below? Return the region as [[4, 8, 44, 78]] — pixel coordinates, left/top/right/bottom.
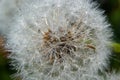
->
[[5, 0, 113, 80]]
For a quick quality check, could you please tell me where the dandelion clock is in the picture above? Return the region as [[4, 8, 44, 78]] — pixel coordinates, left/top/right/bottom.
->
[[5, 0, 113, 80]]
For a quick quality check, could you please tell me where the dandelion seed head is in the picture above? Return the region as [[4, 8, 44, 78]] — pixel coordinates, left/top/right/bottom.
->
[[6, 0, 113, 80]]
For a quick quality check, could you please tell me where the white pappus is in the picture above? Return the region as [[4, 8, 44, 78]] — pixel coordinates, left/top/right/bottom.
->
[[1, 0, 119, 80]]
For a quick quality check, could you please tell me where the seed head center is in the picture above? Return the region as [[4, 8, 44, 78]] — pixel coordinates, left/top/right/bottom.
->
[[42, 28, 76, 63]]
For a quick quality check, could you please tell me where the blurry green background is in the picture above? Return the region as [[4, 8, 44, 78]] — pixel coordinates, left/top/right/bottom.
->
[[0, 0, 120, 80], [97, 0, 120, 72]]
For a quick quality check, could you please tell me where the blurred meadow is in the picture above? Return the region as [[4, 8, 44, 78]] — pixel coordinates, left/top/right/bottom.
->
[[0, 0, 120, 80], [98, 0, 120, 72]]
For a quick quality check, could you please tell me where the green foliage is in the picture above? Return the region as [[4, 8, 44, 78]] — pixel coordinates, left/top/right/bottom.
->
[[100, 0, 120, 73], [112, 42, 120, 53], [0, 54, 12, 80]]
